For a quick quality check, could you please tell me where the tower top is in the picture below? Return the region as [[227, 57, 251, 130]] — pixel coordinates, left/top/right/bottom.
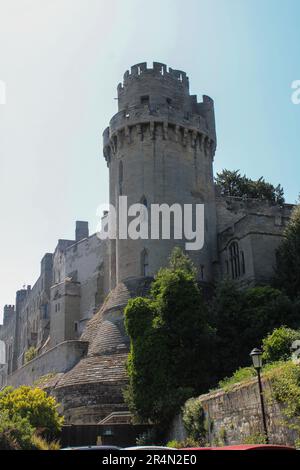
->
[[117, 61, 194, 112]]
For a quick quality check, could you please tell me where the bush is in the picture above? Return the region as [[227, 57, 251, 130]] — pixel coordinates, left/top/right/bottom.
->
[[218, 367, 255, 391], [166, 437, 202, 449], [0, 386, 64, 436], [182, 398, 206, 442], [0, 410, 34, 450], [262, 327, 300, 363], [25, 346, 38, 364], [31, 434, 60, 450], [243, 432, 267, 445]]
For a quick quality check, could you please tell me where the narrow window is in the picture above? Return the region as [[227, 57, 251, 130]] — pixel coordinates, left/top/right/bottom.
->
[[119, 160, 123, 195], [229, 241, 241, 279], [141, 249, 149, 277]]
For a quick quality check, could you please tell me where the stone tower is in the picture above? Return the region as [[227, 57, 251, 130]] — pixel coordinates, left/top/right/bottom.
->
[[103, 61, 217, 289]]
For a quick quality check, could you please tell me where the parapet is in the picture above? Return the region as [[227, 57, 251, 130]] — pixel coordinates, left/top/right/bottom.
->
[[119, 62, 189, 89], [117, 61, 192, 112]]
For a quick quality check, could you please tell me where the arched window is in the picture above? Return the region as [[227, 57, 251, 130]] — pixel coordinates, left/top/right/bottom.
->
[[141, 249, 149, 277], [229, 241, 243, 279], [119, 161, 123, 195]]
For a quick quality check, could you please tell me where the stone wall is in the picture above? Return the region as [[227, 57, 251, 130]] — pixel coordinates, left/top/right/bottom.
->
[[6, 340, 88, 388], [168, 377, 298, 446]]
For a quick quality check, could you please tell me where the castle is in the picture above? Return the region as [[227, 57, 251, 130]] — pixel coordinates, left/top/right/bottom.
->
[[0, 62, 294, 424]]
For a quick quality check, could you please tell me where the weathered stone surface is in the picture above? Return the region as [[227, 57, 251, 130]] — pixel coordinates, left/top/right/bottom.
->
[[168, 377, 298, 446]]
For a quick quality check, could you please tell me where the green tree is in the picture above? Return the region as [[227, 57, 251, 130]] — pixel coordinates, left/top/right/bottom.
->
[[0, 386, 64, 436], [210, 282, 298, 380], [262, 327, 300, 363], [215, 169, 284, 204], [124, 249, 215, 427], [274, 204, 300, 299], [0, 410, 34, 450]]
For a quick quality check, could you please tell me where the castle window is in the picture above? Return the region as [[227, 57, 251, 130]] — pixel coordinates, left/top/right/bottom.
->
[[141, 249, 149, 277], [141, 95, 149, 106], [200, 265, 205, 280], [119, 161, 123, 195], [228, 241, 245, 279], [241, 251, 246, 275], [166, 98, 172, 106]]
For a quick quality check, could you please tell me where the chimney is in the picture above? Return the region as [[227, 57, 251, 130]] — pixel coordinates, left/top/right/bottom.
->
[[75, 221, 89, 242]]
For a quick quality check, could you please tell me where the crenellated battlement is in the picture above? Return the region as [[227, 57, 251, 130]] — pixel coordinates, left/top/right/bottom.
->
[[118, 62, 189, 91]]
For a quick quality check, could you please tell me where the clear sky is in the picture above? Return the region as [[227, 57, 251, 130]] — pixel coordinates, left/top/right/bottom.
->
[[0, 0, 299, 320]]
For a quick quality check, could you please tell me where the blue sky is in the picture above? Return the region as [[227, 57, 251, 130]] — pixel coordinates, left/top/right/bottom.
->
[[0, 0, 299, 319]]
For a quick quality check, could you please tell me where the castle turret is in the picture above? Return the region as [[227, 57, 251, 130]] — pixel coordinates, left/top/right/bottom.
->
[[103, 62, 218, 288], [3, 305, 15, 326]]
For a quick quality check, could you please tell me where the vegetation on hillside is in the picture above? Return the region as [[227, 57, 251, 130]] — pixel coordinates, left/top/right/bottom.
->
[[215, 169, 285, 204]]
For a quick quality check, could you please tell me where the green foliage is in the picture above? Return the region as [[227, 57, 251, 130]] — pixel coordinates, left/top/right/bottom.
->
[[182, 398, 206, 442], [166, 437, 203, 448], [274, 204, 300, 299], [266, 361, 300, 443], [0, 410, 34, 450], [30, 434, 61, 450], [262, 327, 300, 363], [270, 361, 300, 421], [0, 386, 64, 436], [210, 281, 299, 380], [25, 346, 38, 364], [218, 362, 286, 391], [243, 432, 267, 445], [124, 248, 215, 427], [218, 367, 256, 391], [215, 169, 284, 204]]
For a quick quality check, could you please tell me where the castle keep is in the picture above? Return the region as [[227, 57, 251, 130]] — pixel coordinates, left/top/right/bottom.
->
[[0, 62, 294, 423]]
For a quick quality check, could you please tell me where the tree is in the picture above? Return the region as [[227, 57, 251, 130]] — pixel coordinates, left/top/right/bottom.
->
[[274, 204, 300, 299], [210, 281, 299, 380], [0, 410, 34, 450], [0, 386, 64, 436], [124, 249, 215, 427], [215, 169, 284, 205], [262, 327, 300, 363]]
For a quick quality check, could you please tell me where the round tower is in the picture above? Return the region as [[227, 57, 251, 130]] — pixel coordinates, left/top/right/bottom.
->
[[103, 62, 218, 289]]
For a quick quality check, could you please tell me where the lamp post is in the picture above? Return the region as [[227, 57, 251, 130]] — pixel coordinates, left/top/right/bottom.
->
[[250, 348, 269, 444]]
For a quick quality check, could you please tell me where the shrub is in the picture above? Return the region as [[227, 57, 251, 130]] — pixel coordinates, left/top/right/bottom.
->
[[182, 398, 206, 442], [0, 410, 34, 450], [25, 346, 38, 363], [262, 327, 300, 363], [243, 432, 267, 445], [218, 367, 255, 391], [0, 386, 64, 436], [31, 434, 61, 450]]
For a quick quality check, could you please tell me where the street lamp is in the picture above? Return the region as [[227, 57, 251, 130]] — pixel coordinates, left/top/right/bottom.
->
[[250, 348, 269, 444]]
